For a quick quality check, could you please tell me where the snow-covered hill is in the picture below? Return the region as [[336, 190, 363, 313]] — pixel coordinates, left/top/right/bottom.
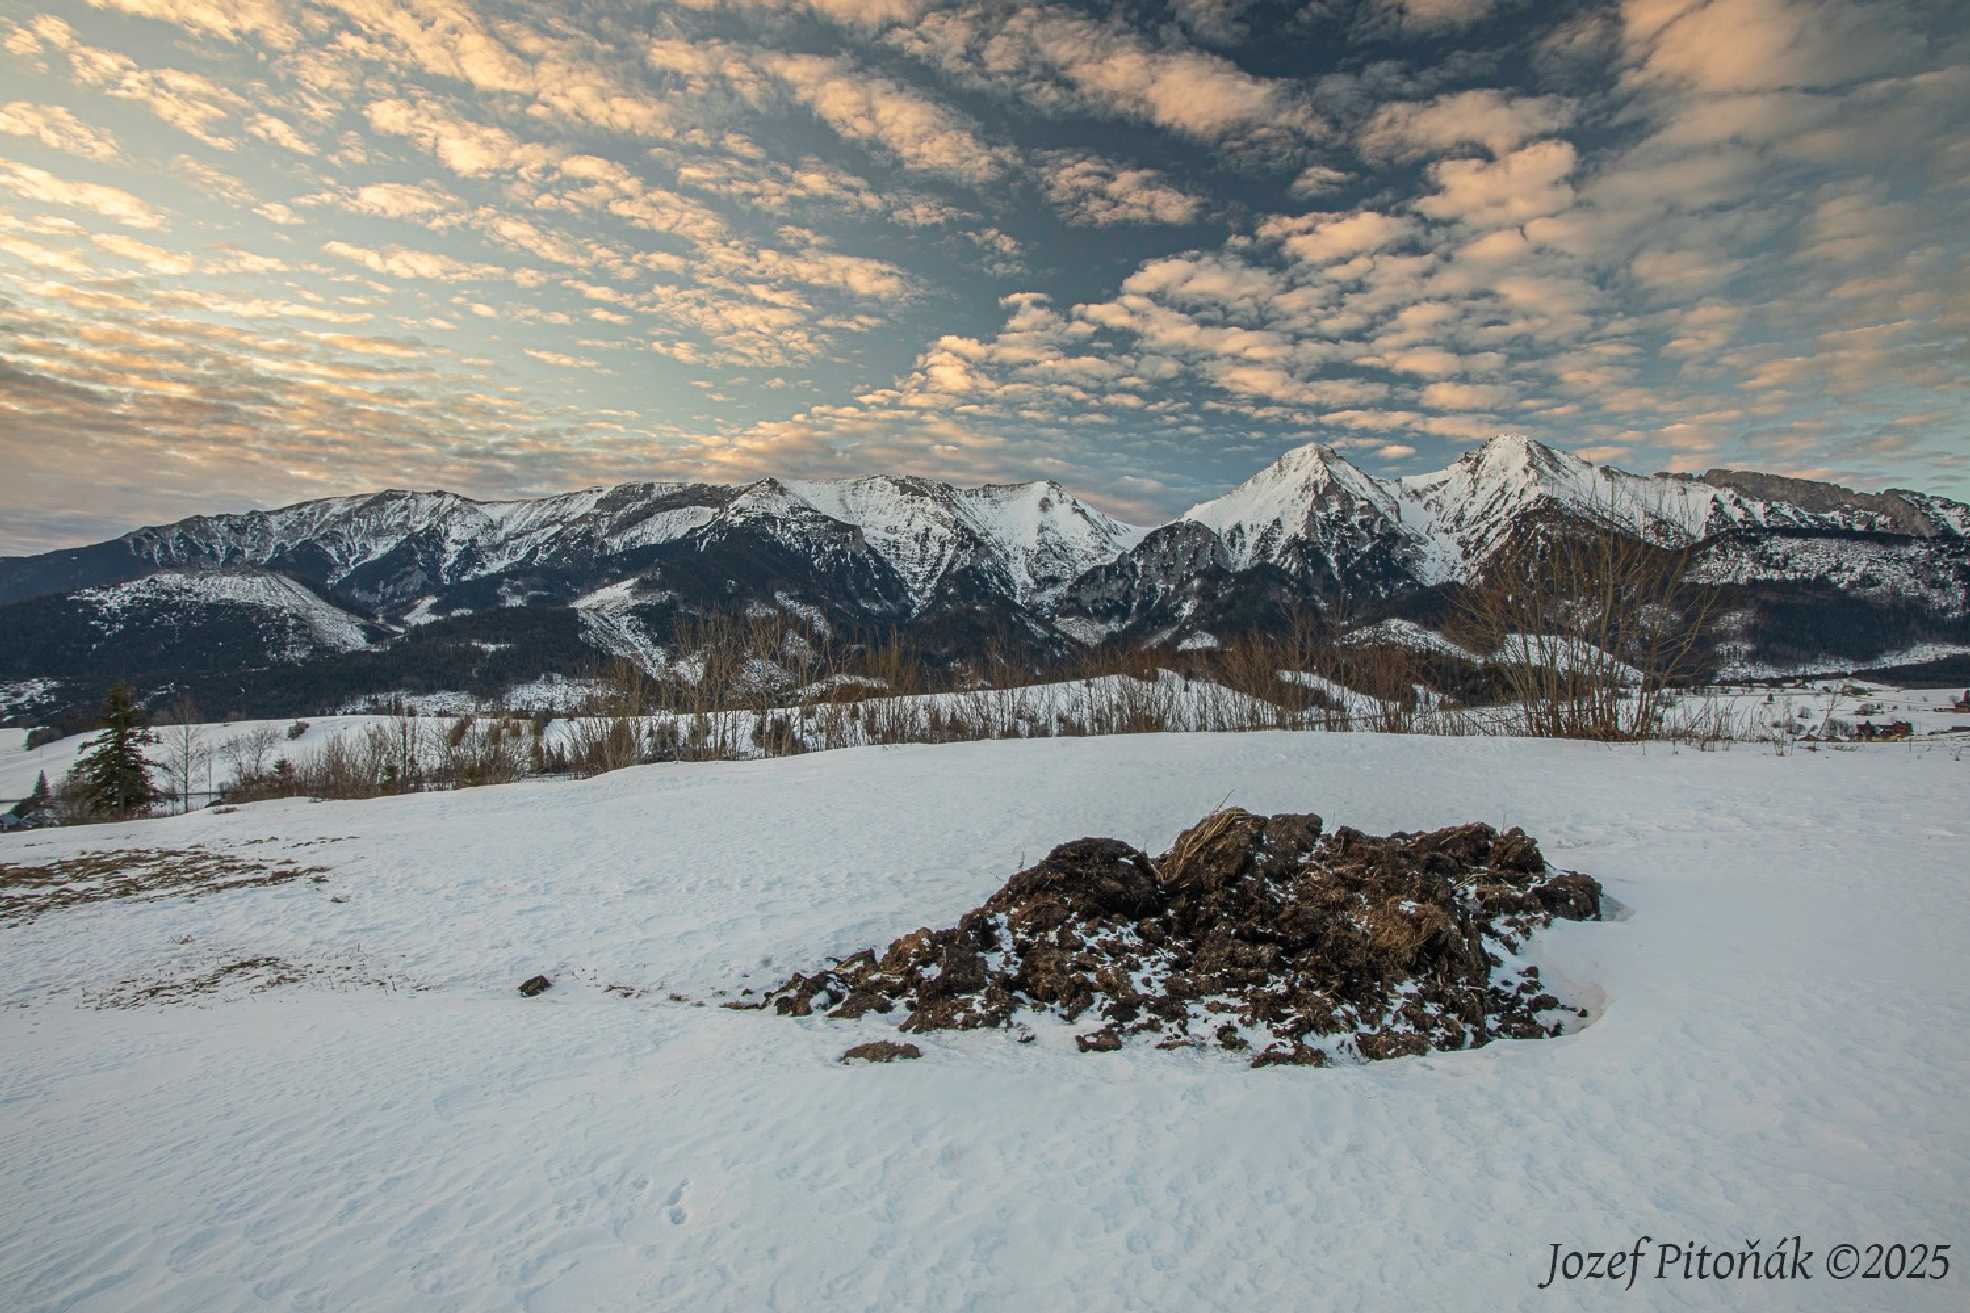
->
[[3, 733, 1964, 1310]]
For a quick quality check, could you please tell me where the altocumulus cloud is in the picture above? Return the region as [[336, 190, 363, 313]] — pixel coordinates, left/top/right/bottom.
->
[[0, 0, 1965, 552]]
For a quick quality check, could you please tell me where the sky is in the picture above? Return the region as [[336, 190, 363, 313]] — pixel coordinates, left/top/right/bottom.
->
[[1, 0, 1967, 553]]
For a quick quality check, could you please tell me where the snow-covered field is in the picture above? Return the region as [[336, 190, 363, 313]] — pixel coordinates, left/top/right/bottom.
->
[[1667, 680, 1970, 740], [9, 676, 1969, 808], [10, 675, 1969, 813], [3, 732, 1965, 1311]]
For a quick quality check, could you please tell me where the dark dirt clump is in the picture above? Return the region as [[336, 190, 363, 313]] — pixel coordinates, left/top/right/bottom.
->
[[766, 808, 1600, 1066], [841, 1040, 922, 1063]]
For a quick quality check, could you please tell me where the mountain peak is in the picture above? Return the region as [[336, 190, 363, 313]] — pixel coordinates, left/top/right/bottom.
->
[[1271, 440, 1351, 477], [1460, 432, 1567, 476], [1181, 439, 1407, 572]]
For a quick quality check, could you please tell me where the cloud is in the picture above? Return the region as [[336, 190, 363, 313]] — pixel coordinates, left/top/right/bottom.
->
[[1419, 379, 1513, 409], [317, 0, 675, 136], [6, 19, 271, 150], [1619, 0, 1915, 95], [545, 152, 731, 244], [1258, 209, 1418, 263], [243, 111, 315, 155], [760, 52, 1016, 184], [1358, 89, 1575, 159], [1288, 164, 1351, 196], [322, 240, 511, 281], [365, 97, 559, 177], [671, 0, 934, 26], [84, 0, 300, 49], [1414, 139, 1578, 228], [0, 0, 1963, 534], [0, 233, 95, 274], [1120, 254, 1313, 316], [887, 3, 1324, 151], [90, 232, 196, 274], [1038, 152, 1208, 226], [305, 332, 427, 357], [525, 347, 604, 369], [171, 154, 254, 203], [471, 211, 596, 268], [0, 101, 121, 160], [304, 180, 461, 220], [1168, 0, 1262, 46], [0, 159, 165, 228]]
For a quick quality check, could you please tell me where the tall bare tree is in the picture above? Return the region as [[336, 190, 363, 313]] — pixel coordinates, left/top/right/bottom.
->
[[157, 693, 211, 814]]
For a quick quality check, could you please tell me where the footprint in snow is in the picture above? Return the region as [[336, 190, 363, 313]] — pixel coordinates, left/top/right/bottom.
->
[[665, 1181, 688, 1226]]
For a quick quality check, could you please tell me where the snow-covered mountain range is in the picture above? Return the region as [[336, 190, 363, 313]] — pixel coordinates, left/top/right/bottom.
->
[[1182, 433, 1965, 584], [3, 435, 1965, 719]]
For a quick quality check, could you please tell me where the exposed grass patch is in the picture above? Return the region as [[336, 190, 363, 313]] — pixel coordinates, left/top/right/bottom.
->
[[0, 847, 328, 924]]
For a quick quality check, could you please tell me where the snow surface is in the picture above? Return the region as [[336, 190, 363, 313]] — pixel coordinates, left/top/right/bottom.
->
[[401, 596, 471, 627], [1, 732, 1965, 1310]]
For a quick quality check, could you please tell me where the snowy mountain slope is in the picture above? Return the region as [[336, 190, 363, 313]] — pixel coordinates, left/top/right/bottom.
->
[[1054, 434, 1966, 650], [1177, 433, 1968, 593], [1338, 618, 1480, 661], [0, 475, 1139, 619], [74, 570, 373, 658], [0, 569, 373, 691], [1183, 443, 1428, 589], [571, 579, 675, 674], [779, 476, 1146, 609], [1395, 434, 1714, 571], [1690, 530, 1970, 616]]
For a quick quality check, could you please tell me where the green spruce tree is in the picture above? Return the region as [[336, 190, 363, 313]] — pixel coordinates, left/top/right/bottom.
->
[[75, 682, 160, 819], [11, 770, 51, 819]]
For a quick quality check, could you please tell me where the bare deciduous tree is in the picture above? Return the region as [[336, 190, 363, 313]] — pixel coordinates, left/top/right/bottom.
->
[[1454, 498, 1714, 740], [157, 694, 211, 814], [221, 724, 280, 788]]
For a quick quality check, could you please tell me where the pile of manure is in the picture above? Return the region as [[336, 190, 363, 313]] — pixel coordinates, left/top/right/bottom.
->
[[764, 807, 1601, 1068]]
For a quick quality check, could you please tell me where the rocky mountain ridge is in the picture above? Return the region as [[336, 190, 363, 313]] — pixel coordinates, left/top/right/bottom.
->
[[2, 435, 1964, 720]]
